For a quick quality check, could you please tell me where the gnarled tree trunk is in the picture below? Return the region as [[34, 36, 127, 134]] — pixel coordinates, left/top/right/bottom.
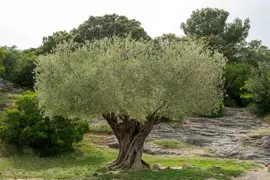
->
[[102, 112, 168, 171]]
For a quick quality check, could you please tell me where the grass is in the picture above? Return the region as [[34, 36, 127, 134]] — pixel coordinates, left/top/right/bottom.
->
[[97, 168, 241, 180], [264, 114, 270, 124], [98, 155, 256, 180], [151, 139, 192, 149], [0, 135, 116, 179], [0, 134, 257, 179], [0, 91, 19, 108], [88, 124, 113, 134], [250, 128, 270, 135]]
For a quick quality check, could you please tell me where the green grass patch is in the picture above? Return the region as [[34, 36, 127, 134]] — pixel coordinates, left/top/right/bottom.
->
[[0, 92, 19, 108], [98, 156, 256, 180], [89, 124, 113, 134], [152, 139, 192, 149], [97, 168, 237, 180], [0, 134, 256, 179], [250, 128, 270, 135], [264, 114, 270, 124]]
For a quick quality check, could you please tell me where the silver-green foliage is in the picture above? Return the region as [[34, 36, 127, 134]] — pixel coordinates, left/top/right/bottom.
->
[[35, 37, 226, 121]]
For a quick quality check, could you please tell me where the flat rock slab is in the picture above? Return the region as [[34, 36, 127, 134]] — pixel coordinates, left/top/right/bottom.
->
[[233, 167, 270, 180]]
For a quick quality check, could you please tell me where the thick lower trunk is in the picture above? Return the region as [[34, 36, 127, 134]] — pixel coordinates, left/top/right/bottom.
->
[[102, 112, 168, 170], [107, 130, 151, 170]]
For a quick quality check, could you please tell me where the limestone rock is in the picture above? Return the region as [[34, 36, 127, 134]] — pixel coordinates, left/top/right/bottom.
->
[[152, 163, 161, 170], [103, 108, 270, 165]]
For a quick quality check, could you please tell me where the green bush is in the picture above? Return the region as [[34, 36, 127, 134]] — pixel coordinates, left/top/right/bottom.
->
[[0, 91, 89, 157], [241, 63, 270, 115], [224, 63, 253, 107]]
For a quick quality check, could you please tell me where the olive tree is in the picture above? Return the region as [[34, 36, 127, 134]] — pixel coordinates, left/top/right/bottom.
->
[[35, 37, 226, 170]]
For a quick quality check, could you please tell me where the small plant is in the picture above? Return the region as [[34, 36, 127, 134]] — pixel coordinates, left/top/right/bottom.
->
[[89, 124, 113, 134], [152, 139, 192, 149], [0, 91, 89, 157]]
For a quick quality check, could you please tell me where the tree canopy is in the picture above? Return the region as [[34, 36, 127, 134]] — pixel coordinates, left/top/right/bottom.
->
[[36, 37, 225, 120]]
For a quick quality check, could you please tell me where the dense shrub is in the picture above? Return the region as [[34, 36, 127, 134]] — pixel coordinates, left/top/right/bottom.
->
[[224, 63, 253, 107], [241, 63, 270, 114], [0, 91, 89, 156]]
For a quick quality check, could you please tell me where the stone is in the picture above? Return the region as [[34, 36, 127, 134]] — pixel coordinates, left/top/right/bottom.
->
[[107, 142, 119, 149], [182, 162, 190, 169], [185, 135, 211, 146], [262, 136, 270, 149], [5, 82, 15, 90], [152, 163, 161, 170], [0, 78, 6, 91]]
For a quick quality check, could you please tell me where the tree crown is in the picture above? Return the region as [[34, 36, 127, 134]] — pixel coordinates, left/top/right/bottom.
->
[[35, 37, 226, 121]]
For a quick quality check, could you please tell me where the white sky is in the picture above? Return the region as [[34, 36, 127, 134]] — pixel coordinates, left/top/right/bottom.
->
[[1, 0, 269, 50]]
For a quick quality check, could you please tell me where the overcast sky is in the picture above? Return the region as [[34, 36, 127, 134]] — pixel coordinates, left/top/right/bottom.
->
[[1, 0, 269, 50]]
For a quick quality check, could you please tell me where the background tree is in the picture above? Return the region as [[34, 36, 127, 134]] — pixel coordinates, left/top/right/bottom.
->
[[71, 14, 150, 43], [236, 40, 270, 67], [0, 48, 5, 75], [153, 33, 184, 46], [0, 46, 21, 80], [241, 62, 270, 114], [0, 46, 35, 88], [181, 8, 250, 62], [35, 37, 226, 170], [181, 8, 253, 108], [0, 48, 5, 58], [40, 31, 72, 54], [11, 51, 36, 87], [224, 63, 253, 106]]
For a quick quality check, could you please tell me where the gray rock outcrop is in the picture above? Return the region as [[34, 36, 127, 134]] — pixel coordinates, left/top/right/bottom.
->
[[105, 108, 270, 165]]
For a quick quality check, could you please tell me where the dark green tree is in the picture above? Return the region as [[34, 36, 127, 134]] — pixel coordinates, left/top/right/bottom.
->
[[236, 40, 270, 67], [0, 47, 35, 88], [72, 14, 150, 43], [0, 48, 5, 75], [181, 8, 250, 62], [241, 63, 270, 114], [154, 33, 183, 45], [40, 31, 72, 54], [0, 46, 21, 80], [224, 63, 253, 106]]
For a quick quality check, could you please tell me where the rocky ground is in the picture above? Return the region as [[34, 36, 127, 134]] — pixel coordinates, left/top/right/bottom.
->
[[105, 108, 270, 165], [233, 167, 270, 180]]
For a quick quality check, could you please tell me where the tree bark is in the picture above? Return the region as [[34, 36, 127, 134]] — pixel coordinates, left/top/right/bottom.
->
[[102, 112, 169, 171]]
